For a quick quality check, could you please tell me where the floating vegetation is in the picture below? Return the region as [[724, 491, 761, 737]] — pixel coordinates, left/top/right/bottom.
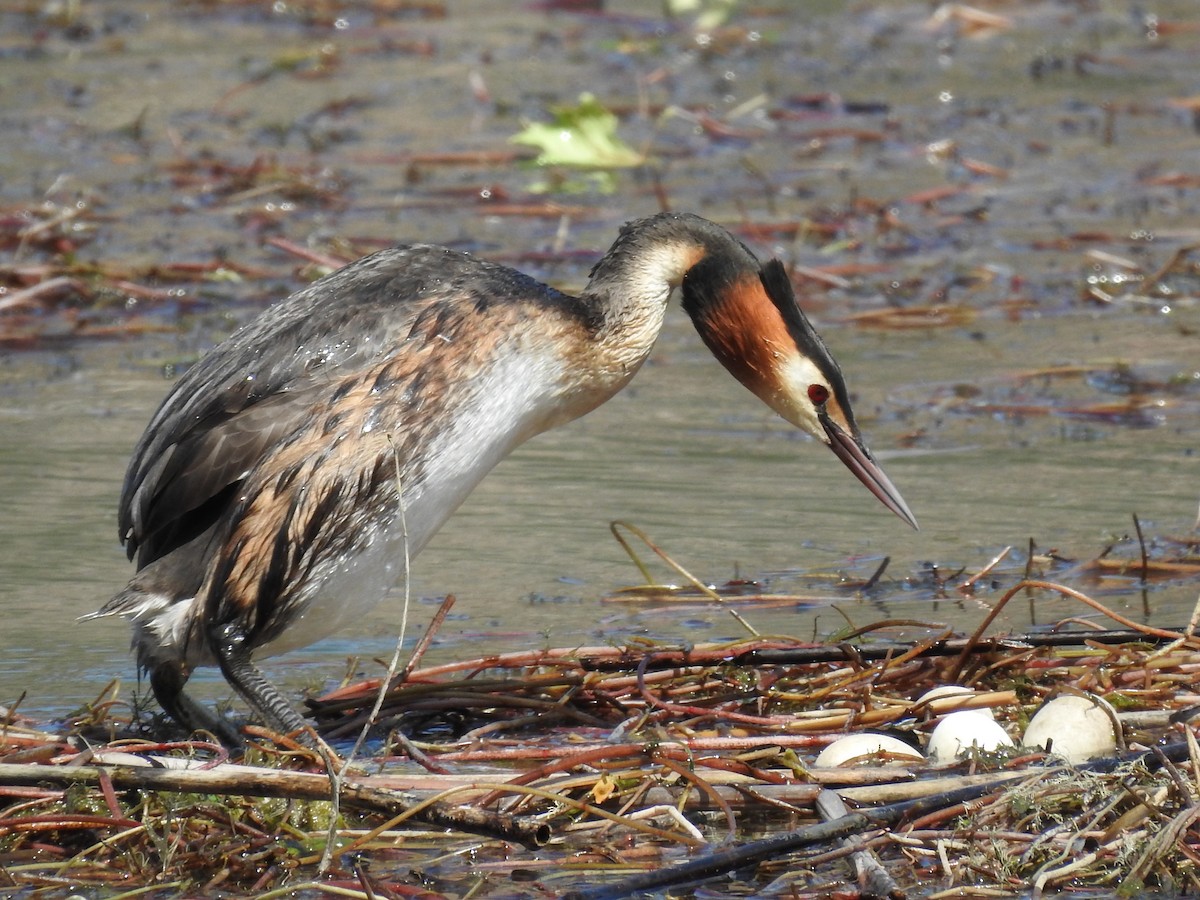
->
[[7, 515, 1195, 897], [886, 361, 1200, 432], [511, 95, 644, 170], [5, 547, 1200, 897], [510, 94, 645, 194]]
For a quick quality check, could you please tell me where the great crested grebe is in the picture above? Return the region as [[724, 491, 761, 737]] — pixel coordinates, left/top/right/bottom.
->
[[90, 212, 917, 744]]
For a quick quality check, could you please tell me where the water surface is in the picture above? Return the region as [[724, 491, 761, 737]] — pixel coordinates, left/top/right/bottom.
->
[[1, 0, 1198, 721]]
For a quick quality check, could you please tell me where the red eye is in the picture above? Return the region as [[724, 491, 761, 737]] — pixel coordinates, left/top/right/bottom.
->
[[808, 384, 830, 406]]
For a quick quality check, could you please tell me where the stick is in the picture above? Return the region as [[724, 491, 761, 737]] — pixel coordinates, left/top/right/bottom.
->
[[397, 593, 456, 684], [576, 624, 1200, 673], [609, 520, 760, 637], [1133, 512, 1149, 583], [816, 790, 904, 900], [0, 763, 548, 848], [565, 737, 1200, 900], [561, 778, 1017, 900]]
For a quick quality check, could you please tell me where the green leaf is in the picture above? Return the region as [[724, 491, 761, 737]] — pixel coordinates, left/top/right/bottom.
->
[[666, 0, 739, 30], [511, 94, 643, 169]]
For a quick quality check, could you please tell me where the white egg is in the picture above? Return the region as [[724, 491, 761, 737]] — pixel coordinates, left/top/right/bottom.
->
[[814, 733, 924, 768], [915, 684, 994, 719], [926, 711, 1014, 764], [1021, 695, 1117, 764]]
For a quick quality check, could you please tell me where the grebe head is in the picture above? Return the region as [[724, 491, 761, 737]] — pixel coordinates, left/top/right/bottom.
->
[[677, 233, 918, 529]]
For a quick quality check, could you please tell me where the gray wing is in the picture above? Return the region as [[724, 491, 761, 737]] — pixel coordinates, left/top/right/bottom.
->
[[119, 244, 520, 568]]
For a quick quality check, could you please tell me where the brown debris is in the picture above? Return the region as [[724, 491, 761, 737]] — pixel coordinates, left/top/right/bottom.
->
[[6, 562, 1200, 894]]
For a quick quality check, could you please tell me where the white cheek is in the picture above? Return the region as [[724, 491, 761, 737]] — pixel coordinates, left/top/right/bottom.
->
[[772, 355, 828, 442]]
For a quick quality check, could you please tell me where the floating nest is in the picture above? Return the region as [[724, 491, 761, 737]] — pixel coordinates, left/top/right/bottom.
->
[[5, 564, 1200, 898]]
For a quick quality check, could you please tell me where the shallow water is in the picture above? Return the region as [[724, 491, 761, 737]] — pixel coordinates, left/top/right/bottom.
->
[[1, 0, 1199, 722], [2, 309, 1196, 719]]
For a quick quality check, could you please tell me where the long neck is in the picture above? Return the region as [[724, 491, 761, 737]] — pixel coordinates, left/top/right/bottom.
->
[[575, 213, 760, 380]]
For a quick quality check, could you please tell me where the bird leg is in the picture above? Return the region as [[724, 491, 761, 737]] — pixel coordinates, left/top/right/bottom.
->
[[149, 660, 245, 748], [210, 621, 314, 744]]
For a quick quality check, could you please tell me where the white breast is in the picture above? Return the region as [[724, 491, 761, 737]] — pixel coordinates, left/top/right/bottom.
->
[[253, 346, 569, 659]]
